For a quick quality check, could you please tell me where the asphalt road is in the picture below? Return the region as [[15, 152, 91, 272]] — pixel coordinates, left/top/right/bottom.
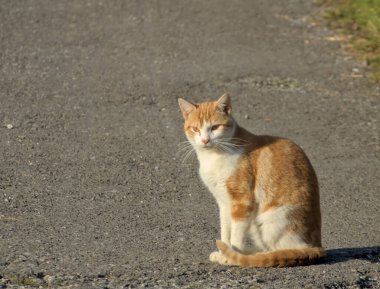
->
[[0, 1, 379, 288]]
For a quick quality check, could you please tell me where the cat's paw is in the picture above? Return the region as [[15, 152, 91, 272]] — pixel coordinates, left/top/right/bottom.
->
[[209, 251, 230, 265], [209, 251, 220, 263]]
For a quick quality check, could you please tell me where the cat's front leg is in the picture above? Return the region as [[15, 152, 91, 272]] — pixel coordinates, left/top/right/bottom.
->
[[219, 205, 231, 245], [211, 219, 251, 266], [230, 219, 250, 253], [212, 202, 253, 265], [210, 205, 231, 264]]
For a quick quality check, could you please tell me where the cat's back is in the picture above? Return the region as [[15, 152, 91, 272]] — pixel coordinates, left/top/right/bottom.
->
[[237, 127, 314, 168], [249, 135, 317, 182], [246, 134, 319, 209]]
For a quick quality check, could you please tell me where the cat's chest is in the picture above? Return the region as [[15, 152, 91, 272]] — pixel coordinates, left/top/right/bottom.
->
[[197, 151, 241, 203]]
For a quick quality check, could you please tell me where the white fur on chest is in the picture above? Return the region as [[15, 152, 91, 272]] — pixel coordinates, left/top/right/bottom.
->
[[197, 150, 241, 206]]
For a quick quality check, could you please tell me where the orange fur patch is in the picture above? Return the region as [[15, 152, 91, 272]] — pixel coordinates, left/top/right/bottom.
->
[[216, 240, 325, 267]]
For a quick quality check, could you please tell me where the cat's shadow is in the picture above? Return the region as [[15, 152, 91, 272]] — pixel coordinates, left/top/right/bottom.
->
[[325, 246, 380, 264]]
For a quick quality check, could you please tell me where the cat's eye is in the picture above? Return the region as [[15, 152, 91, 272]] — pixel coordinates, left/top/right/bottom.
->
[[211, 125, 220, 131], [192, 126, 199, 132]]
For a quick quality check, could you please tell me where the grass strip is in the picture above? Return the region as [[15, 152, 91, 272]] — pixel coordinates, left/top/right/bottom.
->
[[320, 0, 380, 81]]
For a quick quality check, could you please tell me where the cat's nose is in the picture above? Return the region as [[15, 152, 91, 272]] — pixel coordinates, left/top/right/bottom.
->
[[201, 139, 209, 144]]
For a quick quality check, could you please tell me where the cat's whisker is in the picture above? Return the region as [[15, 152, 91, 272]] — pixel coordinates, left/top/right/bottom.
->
[[216, 141, 247, 148], [177, 140, 191, 145], [182, 147, 195, 164], [217, 138, 250, 146], [218, 138, 247, 144], [215, 142, 237, 155], [222, 146, 237, 155], [177, 144, 193, 152], [222, 138, 250, 144], [178, 140, 192, 146], [177, 141, 196, 163], [215, 140, 244, 152], [179, 145, 192, 154], [177, 141, 195, 156], [177, 150, 192, 160], [215, 144, 227, 154], [218, 137, 248, 141]]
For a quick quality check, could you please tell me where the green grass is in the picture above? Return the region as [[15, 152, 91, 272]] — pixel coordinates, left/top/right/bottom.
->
[[321, 0, 380, 81]]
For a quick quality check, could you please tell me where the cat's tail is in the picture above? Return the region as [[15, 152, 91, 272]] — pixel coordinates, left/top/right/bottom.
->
[[216, 240, 325, 268]]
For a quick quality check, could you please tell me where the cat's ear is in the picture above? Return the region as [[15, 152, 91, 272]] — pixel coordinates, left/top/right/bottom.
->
[[178, 98, 197, 119], [216, 93, 232, 115]]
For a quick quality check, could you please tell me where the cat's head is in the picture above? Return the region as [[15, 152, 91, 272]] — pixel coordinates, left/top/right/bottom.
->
[[178, 94, 236, 150]]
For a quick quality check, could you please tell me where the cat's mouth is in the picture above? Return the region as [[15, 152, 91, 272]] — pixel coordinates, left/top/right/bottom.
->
[[201, 143, 213, 149]]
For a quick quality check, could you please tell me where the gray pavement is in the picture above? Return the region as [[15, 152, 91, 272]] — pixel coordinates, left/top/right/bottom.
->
[[0, 1, 379, 288]]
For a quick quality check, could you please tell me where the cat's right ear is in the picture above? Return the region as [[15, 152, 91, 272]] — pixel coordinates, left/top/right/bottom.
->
[[216, 93, 232, 115], [178, 98, 197, 119]]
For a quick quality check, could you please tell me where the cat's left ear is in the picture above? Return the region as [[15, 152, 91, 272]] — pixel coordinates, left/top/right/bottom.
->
[[178, 98, 197, 119], [216, 93, 232, 115]]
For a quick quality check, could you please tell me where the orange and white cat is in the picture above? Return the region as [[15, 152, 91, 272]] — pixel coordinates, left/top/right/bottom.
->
[[178, 94, 324, 267]]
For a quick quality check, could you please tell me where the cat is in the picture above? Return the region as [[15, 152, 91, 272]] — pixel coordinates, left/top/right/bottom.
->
[[178, 93, 324, 267]]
